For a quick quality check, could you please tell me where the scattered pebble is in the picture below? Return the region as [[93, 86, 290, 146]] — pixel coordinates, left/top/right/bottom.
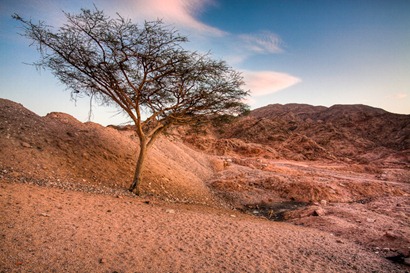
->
[[165, 209, 175, 214], [384, 231, 397, 239], [313, 208, 326, 216], [20, 142, 31, 148]]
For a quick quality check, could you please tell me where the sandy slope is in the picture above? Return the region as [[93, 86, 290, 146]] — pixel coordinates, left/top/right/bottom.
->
[[0, 98, 218, 205], [0, 181, 406, 273]]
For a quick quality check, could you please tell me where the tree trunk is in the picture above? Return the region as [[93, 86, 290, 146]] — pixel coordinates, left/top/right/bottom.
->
[[129, 139, 148, 195]]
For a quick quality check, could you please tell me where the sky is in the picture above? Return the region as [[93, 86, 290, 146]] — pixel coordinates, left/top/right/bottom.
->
[[1, 0, 409, 125]]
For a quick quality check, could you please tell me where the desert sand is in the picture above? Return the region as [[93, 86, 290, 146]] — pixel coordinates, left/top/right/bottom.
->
[[1, 181, 406, 272]]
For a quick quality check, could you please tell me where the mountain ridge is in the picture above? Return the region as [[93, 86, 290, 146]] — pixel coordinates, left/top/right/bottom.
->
[[205, 103, 410, 164]]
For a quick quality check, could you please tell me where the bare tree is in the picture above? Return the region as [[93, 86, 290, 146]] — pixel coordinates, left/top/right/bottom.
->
[[13, 8, 248, 194]]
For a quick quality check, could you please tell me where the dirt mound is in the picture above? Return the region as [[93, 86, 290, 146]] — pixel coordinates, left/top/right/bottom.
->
[[0, 99, 217, 205]]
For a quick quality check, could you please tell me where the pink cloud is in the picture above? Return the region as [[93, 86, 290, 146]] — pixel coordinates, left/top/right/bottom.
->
[[242, 70, 301, 96], [394, 93, 408, 99], [119, 0, 224, 36]]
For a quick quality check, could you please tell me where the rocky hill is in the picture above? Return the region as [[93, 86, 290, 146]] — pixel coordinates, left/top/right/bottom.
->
[[185, 103, 410, 165]]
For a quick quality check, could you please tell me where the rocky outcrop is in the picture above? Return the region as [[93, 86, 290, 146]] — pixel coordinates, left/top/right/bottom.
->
[[211, 103, 410, 165]]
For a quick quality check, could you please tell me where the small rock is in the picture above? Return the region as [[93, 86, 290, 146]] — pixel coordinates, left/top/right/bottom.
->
[[252, 210, 259, 214], [99, 258, 106, 264], [230, 215, 236, 218], [66, 131, 76, 137], [336, 239, 344, 244], [320, 200, 327, 206], [39, 213, 50, 217], [384, 231, 397, 239], [165, 209, 175, 214], [21, 142, 31, 148], [382, 248, 390, 252], [366, 218, 376, 223], [313, 208, 326, 216]]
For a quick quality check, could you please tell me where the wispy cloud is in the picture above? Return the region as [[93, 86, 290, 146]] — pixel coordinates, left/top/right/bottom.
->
[[386, 92, 408, 100], [394, 92, 408, 99], [104, 1, 283, 58], [113, 0, 225, 36], [208, 31, 284, 66], [238, 31, 283, 54], [242, 70, 301, 96]]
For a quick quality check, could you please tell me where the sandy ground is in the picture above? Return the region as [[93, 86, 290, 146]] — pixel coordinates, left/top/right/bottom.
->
[[1, 181, 407, 273]]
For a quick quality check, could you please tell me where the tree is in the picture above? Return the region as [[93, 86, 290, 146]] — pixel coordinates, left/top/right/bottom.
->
[[13, 8, 249, 194]]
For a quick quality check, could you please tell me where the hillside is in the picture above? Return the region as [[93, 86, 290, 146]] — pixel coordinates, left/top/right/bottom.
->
[[0, 98, 218, 205], [186, 103, 410, 165]]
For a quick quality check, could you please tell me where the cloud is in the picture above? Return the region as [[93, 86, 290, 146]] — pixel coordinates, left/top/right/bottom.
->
[[238, 31, 283, 54], [394, 92, 408, 99], [242, 70, 301, 96], [212, 31, 284, 66], [116, 0, 225, 36], [386, 92, 408, 100]]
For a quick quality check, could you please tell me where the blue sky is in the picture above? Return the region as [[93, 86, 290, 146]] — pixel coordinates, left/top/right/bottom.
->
[[1, 0, 409, 125]]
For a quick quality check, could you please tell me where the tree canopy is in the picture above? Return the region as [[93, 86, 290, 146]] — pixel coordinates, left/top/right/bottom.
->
[[13, 8, 249, 194]]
